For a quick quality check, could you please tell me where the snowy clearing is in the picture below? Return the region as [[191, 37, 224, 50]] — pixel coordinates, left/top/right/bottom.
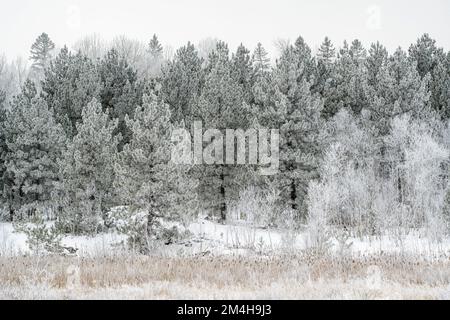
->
[[2, 219, 450, 259]]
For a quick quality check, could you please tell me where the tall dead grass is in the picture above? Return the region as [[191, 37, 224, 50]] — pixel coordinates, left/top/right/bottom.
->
[[0, 251, 449, 299]]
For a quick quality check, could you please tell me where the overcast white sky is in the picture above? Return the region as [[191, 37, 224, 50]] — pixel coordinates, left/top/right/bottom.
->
[[1, 0, 450, 61]]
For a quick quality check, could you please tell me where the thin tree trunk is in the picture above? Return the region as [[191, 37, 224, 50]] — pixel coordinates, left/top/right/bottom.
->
[[290, 180, 297, 211], [219, 168, 226, 223], [147, 208, 156, 237], [144, 208, 156, 253]]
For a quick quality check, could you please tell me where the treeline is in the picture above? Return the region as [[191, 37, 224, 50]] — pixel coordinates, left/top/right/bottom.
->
[[1, 33, 450, 246]]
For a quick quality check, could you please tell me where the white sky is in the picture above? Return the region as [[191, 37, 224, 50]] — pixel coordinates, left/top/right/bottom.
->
[[1, 0, 450, 61]]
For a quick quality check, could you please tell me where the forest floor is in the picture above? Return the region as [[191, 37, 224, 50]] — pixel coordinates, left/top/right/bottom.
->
[[1, 219, 450, 299]]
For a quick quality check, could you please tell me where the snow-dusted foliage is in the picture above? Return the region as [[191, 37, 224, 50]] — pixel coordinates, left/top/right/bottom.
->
[[1, 31, 450, 260], [57, 98, 119, 234], [307, 110, 450, 245], [2, 84, 66, 219], [113, 93, 197, 252]]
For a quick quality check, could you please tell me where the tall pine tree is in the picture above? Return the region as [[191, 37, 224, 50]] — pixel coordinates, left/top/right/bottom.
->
[[3, 85, 65, 219], [42, 47, 102, 137], [58, 98, 119, 233], [30, 33, 55, 72], [193, 42, 252, 222], [251, 43, 270, 76], [98, 49, 142, 149], [272, 61, 325, 220], [114, 93, 197, 251], [161, 42, 204, 126]]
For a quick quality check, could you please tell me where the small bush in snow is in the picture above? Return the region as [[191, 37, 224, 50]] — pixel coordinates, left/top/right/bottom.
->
[[106, 206, 148, 253], [106, 206, 192, 253], [13, 217, 64, 255]]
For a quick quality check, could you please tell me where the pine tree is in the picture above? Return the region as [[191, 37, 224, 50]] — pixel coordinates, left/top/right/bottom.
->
[[317, 37, 335, 64], [0, 91, 8, 213], [147, 34, 164, 77], [30, 33, 55, 73], [251, 42, 270, 76], [273, 62, 325, 220], [58, 98, 119, 233], [430, 53, 450, 119], [321, 40, 368, 118], [275, 36, 316, 95], [149, 34, 163, 59], [349, 39, 367, 62], [42, 47, 102, 137], [366, 42, 388, 87], [362, 47, 432, 186], [114, 93, 197, 251], [231, 44, 253, 103], [314, 37, 336, 98], [205, 40, 229, 72], [98, 49, 142, 149], [409, 34, 449, 119], [193, 42, 252, 222], [3, 89, 66, 219], [161, 42, 204, 126], [293, 36, 316, 81], [21, 79, 38, 101], [408, 34, 442, 78], [364, 47, 431, 136]]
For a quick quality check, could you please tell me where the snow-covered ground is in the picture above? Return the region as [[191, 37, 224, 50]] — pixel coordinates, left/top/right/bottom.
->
[[0, 222, 126, 256], [1, 219, 449, 259], [1, 219, 450, 300], [190, 219, 450, 258]]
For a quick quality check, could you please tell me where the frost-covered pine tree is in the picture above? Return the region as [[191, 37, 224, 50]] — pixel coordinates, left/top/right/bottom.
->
[[161, 42, 204, 126], [314, 37, 336, 98], [366, 42, 388, 88], [149, 34, 163, 59], [147, 34, 164, 77], [29, 33, 55, 87], [231, 44, 253, 103], [30, 33, 55, 72], [349, 39, 367, 62], [0, 92, 8, 213], [408, 34, 442, 78], [430, 53, 450, 119], [193, 42, 252, 222], [273, 54, 325, 220], [362, 48, 432, 201], [409, 34, 450, 119], [317, 37, 335, 64], [281, 85, 324, 220], [114, 93, 197, 251], [276, 36, 316, 88], [251, 42, 270, 76], [42, 47, 102, 137], [58, 98, 119, 234], [98, 48, 142, 149], [3, 83, 65, 219], [321, 40, 368, 118], [364, 47, 431, 136]]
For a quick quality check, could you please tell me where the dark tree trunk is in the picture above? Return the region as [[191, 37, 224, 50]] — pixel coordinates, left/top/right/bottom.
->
[[290, 180, 297, 211], [397, 167, 403, 204], [219, 168, 226, 223], [147, 208, 157, 237], [9, 206, 14, 222], [143, 208, 157, 254]]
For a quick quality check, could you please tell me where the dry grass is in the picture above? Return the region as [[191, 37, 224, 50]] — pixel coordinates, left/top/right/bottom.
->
[[0, 251, 449, 299]]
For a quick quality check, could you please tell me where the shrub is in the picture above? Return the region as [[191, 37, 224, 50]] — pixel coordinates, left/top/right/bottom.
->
[[13, 216, 64, 255]]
